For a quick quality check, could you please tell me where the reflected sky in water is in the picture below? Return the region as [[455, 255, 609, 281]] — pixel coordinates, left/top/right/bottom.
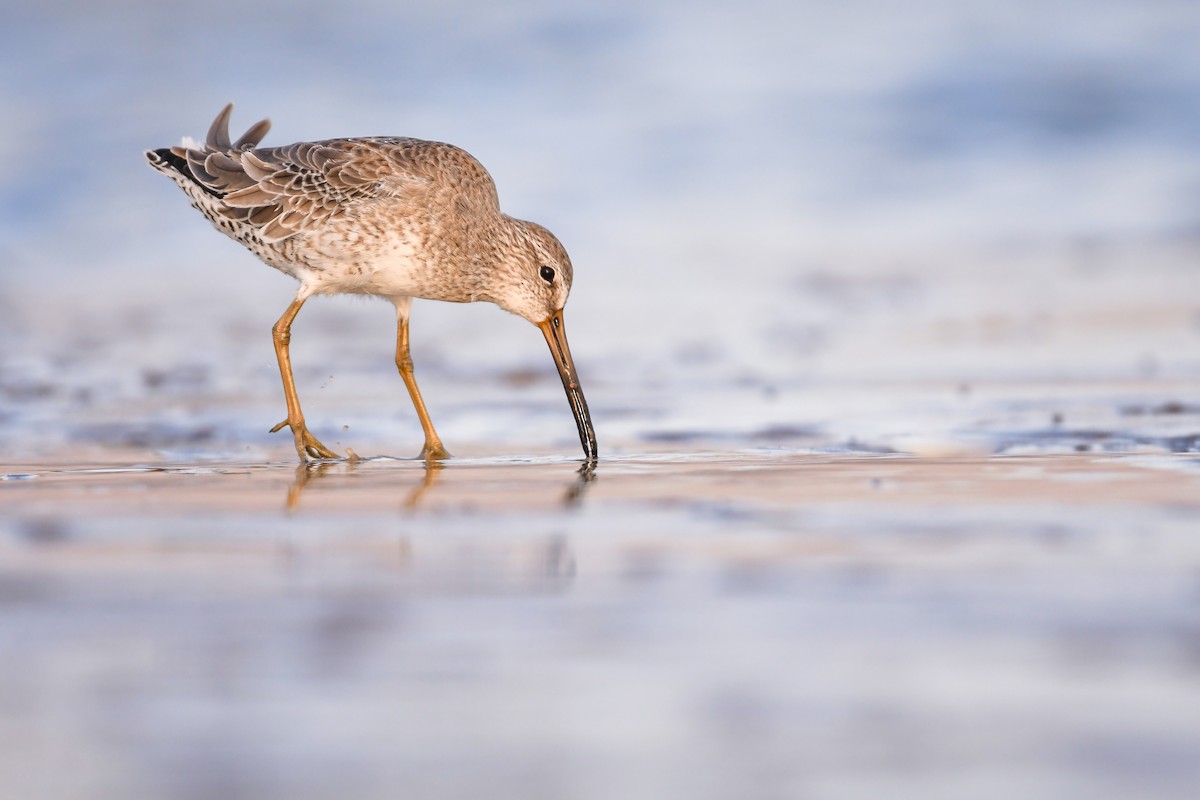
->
[[3, 454, 1200, 798]]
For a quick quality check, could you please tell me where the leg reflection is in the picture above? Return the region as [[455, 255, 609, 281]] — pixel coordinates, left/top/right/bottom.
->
[[285, 457, 444, 512], [402, 459, 444, 510], [286, 459, 349, 512]]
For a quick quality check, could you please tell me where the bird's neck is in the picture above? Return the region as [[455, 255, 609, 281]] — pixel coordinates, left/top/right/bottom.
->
[[456, 215, 527, 303]]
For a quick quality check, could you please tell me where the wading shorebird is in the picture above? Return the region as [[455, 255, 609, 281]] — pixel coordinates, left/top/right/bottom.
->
[[146, 104, 596, 463]]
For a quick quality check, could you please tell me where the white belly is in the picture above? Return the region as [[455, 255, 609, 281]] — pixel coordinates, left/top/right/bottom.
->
[[295, 225, 426, 299]]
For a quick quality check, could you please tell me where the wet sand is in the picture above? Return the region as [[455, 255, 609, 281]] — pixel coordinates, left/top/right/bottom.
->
[[3, 450, 1199, 799]]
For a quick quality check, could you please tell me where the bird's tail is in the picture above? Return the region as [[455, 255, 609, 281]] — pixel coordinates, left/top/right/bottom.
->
[[144, 103, 271, 190]]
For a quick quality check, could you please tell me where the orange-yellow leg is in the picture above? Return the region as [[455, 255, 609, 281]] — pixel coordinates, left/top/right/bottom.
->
[[394, 303, 451, 461], [269, 297, 339, 462]]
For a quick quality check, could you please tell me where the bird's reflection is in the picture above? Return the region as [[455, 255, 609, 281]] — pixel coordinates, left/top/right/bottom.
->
[[285, 456, 598, 512], [402, 459, 443, 510], [286, 459, 349, 511], [280, 457, 588, 594], [564, 459, 597, 507]]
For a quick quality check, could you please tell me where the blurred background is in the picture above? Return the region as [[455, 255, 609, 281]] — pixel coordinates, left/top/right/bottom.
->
[[3, 3, 1200, 800], [2, 0, 1198, 458]]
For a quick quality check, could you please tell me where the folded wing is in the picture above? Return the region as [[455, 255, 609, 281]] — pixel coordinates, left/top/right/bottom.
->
[[170, 103, 424, 244]]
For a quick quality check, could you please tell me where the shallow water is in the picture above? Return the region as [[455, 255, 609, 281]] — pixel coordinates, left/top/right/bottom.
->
[[3, 452, 1200, 799], [3, 1, 1200, 797]]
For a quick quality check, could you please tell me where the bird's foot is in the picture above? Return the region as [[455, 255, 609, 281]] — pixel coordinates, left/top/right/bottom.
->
[[271, 418, 340, 462], [418, 440, 452, 461]]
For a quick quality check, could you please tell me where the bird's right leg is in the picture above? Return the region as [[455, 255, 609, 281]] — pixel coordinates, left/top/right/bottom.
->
[[270, 296, 339, 461], [393, 297, 451, 461]]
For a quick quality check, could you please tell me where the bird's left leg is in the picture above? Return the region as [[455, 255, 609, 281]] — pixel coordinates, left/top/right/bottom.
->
[[269, 295, 339, 461], [393, 297, 451, 461]]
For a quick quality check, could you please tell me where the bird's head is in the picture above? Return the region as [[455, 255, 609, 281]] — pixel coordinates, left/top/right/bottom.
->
[[488, 217, 596, 461], [489, 217, 574, 325]]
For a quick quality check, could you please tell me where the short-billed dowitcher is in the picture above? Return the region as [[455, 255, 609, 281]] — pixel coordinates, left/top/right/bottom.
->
[[146, 104, 596, 462]]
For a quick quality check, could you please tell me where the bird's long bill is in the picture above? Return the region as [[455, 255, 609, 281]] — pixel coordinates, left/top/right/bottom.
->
[[538, 310, 598, 461]]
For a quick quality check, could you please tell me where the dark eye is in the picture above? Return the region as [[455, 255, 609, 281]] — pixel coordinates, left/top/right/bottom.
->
[[539, 265, 555, 283]]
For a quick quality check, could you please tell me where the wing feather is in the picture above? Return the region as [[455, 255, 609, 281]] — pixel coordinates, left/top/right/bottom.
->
[[164, 104, 482, 244]]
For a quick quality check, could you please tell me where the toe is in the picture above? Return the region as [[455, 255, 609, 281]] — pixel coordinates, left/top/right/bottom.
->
[[419, 442, 452, 461]]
